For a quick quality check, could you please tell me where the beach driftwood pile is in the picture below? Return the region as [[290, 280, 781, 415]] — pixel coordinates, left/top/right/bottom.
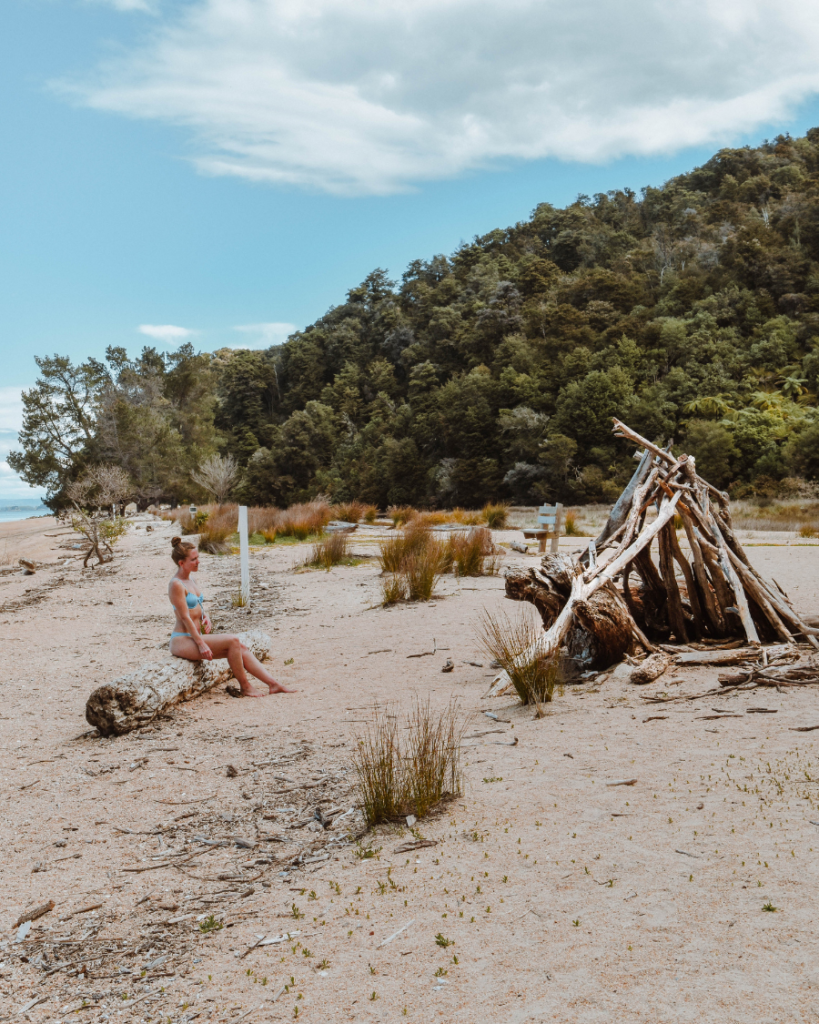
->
[[495, 418, 818, 693], [85, 630, 271, 736]]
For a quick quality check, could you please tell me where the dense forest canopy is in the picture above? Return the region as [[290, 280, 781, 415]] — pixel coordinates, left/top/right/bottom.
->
[[13, 129, 819, 511]]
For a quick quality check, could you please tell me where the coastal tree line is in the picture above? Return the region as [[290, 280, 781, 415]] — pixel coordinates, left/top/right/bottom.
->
[[12, 129, 819, 511]]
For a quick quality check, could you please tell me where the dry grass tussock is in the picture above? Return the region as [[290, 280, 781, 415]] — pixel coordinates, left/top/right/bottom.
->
[[379, 524, 502, 604], [335, 500, 385, 523], [447, 527, 502, 577], [481, 502, 510, 529], [197, 505, 237, 554], [477, 608, 558, 714], [303, 532, 352, 570], [276, 499, 332, 539], [352, 699, 464, 826], [563, 509, 583, 536], [249, 499, 333, 541]]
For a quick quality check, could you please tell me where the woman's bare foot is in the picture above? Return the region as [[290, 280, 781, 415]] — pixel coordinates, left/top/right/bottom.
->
[[239, 683, 269, 698], [267, 680, 295, 694]]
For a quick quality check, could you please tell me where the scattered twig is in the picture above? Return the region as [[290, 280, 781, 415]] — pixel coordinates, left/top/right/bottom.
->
[[378, 919, 415, 948], [394, 840, 438, 854], [13, 900, 54, 930]]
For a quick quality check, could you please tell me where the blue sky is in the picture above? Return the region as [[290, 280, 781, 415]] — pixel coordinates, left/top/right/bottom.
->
[[4, 0, 819, 500]]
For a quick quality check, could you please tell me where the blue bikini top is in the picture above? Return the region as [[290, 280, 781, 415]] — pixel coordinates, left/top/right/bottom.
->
[[185, 590, 204, 609]]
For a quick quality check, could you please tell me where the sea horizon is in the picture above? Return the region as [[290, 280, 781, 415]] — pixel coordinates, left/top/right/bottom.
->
[[0, 505, 50, 524]]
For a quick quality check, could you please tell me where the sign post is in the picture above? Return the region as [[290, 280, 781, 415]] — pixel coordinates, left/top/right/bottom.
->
[[238, 505, 250, 606]]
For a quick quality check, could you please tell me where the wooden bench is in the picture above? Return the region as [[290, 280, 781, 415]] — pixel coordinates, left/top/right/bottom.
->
[[522, 502, 563, 554]]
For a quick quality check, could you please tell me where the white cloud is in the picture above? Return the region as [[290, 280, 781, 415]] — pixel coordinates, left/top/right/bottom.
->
[[63, 0, 819, 195], [139, 323, 196, 344], [0, 387, 24, 433], [0, 403, 48, 503], [231, 322, 297, 349], [86, 0, 155, 12]]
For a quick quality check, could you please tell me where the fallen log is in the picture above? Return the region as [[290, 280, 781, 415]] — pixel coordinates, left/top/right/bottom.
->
[[85, 630, 272, 736]]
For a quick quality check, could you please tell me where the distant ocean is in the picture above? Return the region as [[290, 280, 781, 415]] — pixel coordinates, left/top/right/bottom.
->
[[0, 507, 50, 524]]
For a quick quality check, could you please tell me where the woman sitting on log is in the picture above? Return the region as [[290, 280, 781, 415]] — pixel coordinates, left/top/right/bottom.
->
[[169, 537, 292, 697]]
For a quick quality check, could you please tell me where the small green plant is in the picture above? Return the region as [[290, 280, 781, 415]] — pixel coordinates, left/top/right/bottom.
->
[[434, 967, 448, 977], [452, 955, 459, 964], [199, 915, 223, 933], [284, 656, 294, 665], [291, 903, 305, 919], [762, 901, 778, 912], [369, 963, 376, 975], [435, 933, 454, 948], [483, 776, 503, 783], [354, 844, 381, 860], [572, 919, 580, 927], [302, 948, 312, 957], [308, 890, 317, 900], [317, 958, 330, 970], [230, 589, 249, 608], [370, 991, 379, 1001]]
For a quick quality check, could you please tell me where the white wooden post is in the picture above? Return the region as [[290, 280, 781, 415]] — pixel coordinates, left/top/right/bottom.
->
[[238, 505, 250, 606]]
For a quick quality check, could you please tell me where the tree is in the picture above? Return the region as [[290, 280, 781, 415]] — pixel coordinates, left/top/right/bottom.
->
[[683, 421, 738, 489], [66, 465, 132, 566], [8, 355, 107, 505], [191, 454, 239, 504]]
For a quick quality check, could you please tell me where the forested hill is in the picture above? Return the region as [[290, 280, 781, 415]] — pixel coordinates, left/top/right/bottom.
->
[[14, 129, 819, 510]]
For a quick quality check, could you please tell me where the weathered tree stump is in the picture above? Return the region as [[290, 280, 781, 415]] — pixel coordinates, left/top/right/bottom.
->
[[85, 630, 271, 736], [505, 557, 632, 669]]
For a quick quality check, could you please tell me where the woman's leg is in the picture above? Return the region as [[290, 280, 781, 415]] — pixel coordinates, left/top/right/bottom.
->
[[173, 633, 266, 697], [240, 647, 293, 694]]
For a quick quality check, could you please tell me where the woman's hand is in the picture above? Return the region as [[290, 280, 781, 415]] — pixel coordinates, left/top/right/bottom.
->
[[198, 643, 213, 661], [202, 613, 213, 635]]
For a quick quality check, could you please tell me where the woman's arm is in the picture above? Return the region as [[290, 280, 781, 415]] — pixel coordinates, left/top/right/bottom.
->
[[170, 581, 213, 660]]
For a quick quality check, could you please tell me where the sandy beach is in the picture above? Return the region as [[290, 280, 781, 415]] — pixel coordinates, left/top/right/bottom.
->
[[2, 514, 819, 1023]]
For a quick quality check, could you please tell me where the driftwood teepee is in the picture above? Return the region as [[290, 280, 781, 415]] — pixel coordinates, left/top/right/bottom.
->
[[494, 418, 818, 693]]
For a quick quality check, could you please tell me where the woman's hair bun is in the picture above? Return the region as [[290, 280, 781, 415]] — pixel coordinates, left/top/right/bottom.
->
[[171, 536, 182, 546]]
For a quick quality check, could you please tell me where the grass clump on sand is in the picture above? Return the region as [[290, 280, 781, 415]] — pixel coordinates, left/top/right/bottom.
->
[[477, 608, 559, 716], [333, 501, 366, 523], [481, 502, 510, 529], [303, 532, 354, 570], [446, 527, 501, 577], [353, 700, 464, 826], [378, 523, 448, 604], [198, 505, 237, 554], [276, 499, 332, 539], [380, 524, 502, 603], [388, 505, 417, 528], [563, 509, 584, 536]]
